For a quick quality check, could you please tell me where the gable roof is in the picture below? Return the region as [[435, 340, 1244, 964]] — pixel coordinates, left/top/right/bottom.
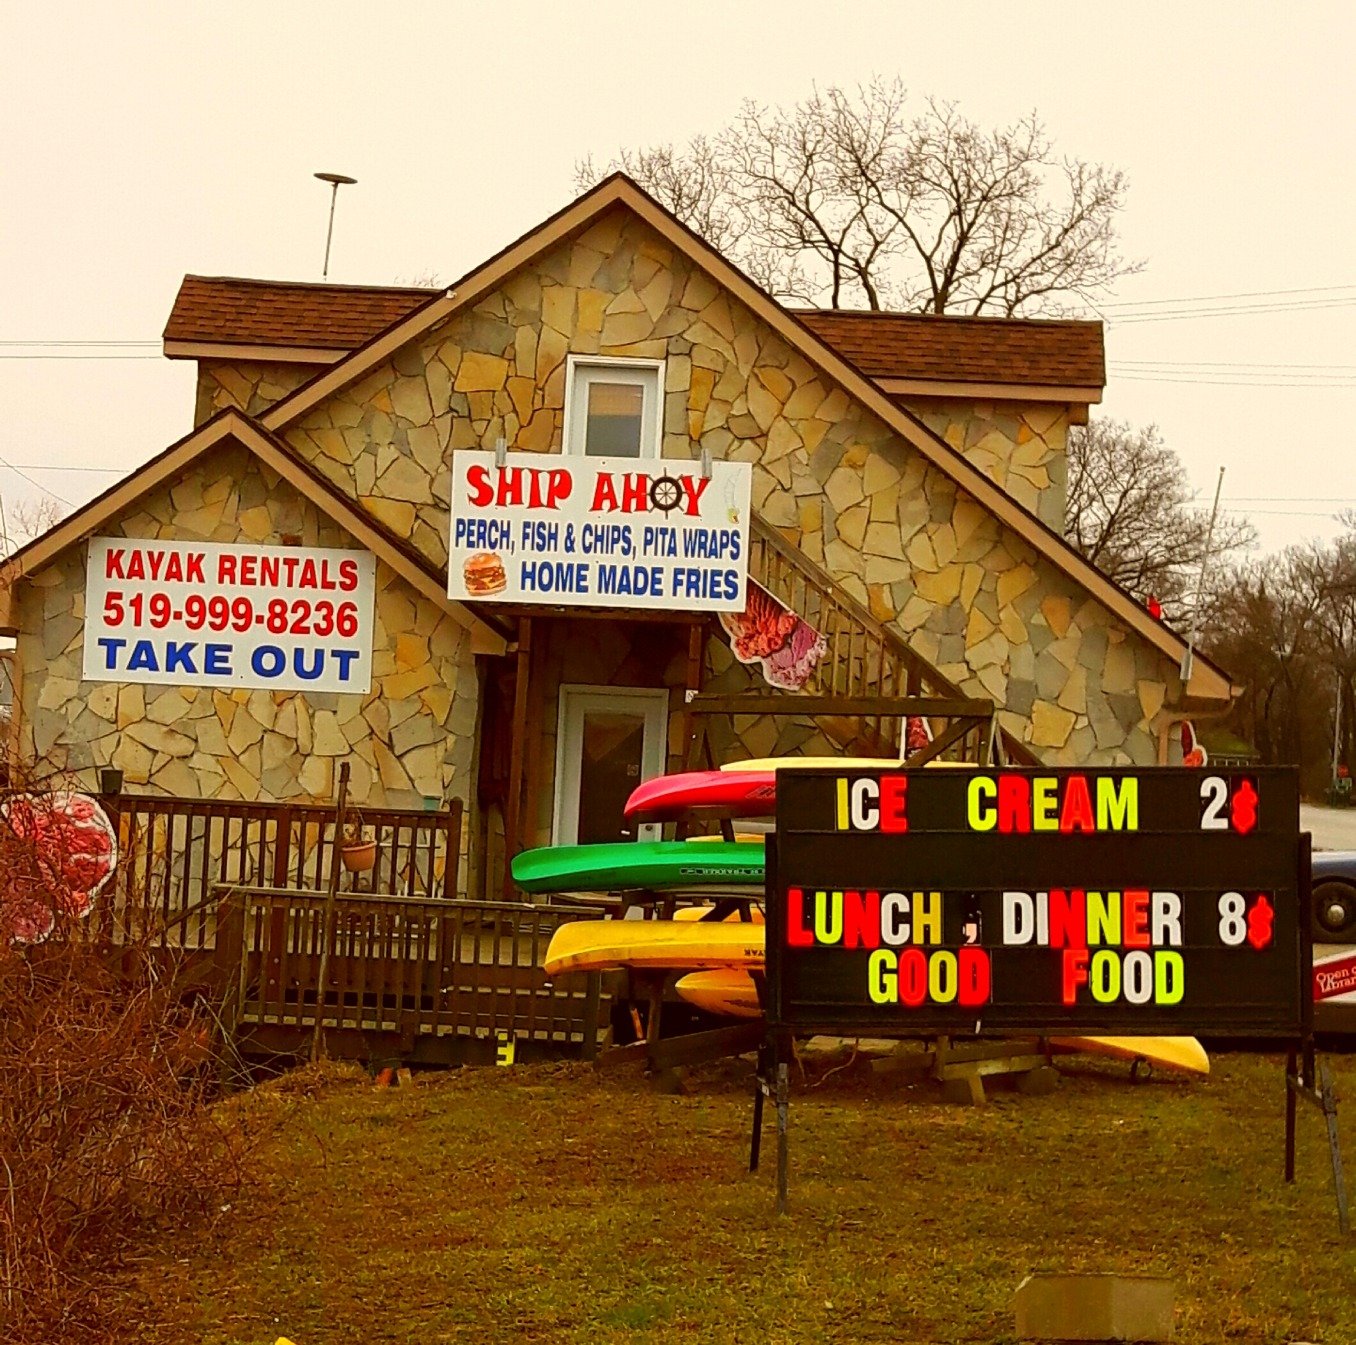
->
[[21, 174, 1228, 705], [231, 172, 1230, 702], [163, 278, 1104, 394], [0, 409, 508, 650]]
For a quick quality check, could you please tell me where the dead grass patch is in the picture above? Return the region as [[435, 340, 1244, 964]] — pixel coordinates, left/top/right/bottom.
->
[[112, 1050, 1356, 1344]]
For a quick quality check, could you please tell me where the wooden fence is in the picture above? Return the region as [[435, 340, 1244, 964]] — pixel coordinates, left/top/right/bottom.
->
[[95, 794, 463, 951], [215, 886, 602, 1061]]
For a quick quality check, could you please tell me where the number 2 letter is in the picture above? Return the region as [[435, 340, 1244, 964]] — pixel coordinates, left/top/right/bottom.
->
[[1200, 776, 1228, 830]]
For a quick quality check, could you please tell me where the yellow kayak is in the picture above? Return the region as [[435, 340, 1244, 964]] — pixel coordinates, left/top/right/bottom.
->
[[673, 968, 1210, 1077], [675, 968, 766, 1017], [542, 920, 765, 977], [672, 904, 764, 924], [1047, 1035, 1210, 1076]]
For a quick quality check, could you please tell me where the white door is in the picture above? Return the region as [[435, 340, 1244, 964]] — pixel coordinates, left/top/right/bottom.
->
[[552, 685, 669, 846]]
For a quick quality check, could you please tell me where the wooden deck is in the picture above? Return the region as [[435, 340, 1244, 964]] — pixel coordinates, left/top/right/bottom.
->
[[215, 886, 605, 1065]]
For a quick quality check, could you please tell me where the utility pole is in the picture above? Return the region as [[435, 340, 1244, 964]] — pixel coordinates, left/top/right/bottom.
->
[[314, 172, 357, 279], [1181, 466, 1226, 687], [1333, 675, 1345, 798]]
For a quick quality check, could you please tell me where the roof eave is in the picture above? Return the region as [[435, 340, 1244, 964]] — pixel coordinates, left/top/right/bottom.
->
[[877, 376, 1104, 405], [163, 339, 347, 364]]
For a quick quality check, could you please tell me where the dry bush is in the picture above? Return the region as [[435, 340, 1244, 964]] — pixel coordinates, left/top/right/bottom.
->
[[0, 783, 247, 1342]]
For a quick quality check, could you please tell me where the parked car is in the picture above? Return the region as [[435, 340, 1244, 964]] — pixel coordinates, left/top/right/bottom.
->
[[1312, 850, 1356, 1033]]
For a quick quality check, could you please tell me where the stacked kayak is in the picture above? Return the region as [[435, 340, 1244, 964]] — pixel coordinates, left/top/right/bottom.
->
[[513, 834, 764, 982], [527, 753, 1209, 1078], [513, 839, 764, 894]]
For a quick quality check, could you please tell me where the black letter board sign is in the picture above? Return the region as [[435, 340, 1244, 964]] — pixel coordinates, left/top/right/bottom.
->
[[767, 767, 1305, 1037]]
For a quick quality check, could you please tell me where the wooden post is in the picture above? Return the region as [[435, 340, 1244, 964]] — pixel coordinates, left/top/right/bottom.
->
[[1320, 1059, 1351, 1235], [775, 1057, 790, 1215], [521, 624, 545, 867], [580, 971, 602, 1063], [443, 799, 463, 899], [311, 761, 350, 1063], [502, 617, 532, 899], [1286, 1045, 1298, 1183], [680, 621, 705, 764]]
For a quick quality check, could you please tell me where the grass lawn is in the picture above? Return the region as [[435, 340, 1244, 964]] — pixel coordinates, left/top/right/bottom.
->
[[116, 1048, 1355, 1344]]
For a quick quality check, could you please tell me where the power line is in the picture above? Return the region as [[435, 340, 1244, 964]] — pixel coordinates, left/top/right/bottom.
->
[[1112, 366, 1356, 380], [1109, 298, 1356, 325], [0, 340, 159, 347], [1111, 374, 1356, 382], [0, 463, 127, 474], [0, 457, 73, 507], [1100, 282, 1356, 310], [0, 354, 163, 360], [1234, 509, 1351, 518], [1113, 359, 1356, 371], [1112, 377, 1356, 387]]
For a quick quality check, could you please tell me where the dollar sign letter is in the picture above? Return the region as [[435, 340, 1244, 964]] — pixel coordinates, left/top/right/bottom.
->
[[1230, 778, 1259, 834], [1246, 894, 1274, 950]]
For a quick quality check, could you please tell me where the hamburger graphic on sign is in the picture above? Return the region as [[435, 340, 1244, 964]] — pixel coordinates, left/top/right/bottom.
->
[[462, 552, 506, 597], [447, 450, 752, 612]]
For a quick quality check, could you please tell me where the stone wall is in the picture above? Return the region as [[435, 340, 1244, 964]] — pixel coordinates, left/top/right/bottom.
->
[[280, 205, 1180, 764], [900, 396, 1069, 534], [15, 443, 479, 807], [194, 359, 322, 426]]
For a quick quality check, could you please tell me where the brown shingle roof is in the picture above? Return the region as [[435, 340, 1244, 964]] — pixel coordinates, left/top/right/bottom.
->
[[796, 309, 1104, 387], [163, 275, 441, 351], [163, 276, 1104, 389]]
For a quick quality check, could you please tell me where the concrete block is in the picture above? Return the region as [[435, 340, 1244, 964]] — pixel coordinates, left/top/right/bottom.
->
[[1014, 1273, 1175, 1341]]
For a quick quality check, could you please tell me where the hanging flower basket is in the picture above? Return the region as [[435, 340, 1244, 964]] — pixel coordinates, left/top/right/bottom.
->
[[340, 838, 378, 872]]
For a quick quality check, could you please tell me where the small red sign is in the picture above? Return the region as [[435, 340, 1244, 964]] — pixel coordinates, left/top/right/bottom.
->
[[1313, 953, 1356, 1002]]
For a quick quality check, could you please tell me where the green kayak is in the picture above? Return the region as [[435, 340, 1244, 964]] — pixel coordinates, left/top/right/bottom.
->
[[512, 840, 765, 895]]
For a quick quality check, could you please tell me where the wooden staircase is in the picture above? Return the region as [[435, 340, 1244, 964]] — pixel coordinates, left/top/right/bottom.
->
[[745, 516, 1037, 764]]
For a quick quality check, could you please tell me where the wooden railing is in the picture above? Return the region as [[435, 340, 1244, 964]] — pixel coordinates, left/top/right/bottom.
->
[[215, 887, 601, 1051], [97, 795, 463, 951], [748, 516, 1037, 763]]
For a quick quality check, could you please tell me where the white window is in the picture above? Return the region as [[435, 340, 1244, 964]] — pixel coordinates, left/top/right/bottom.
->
[[564, 356, 663, 459]]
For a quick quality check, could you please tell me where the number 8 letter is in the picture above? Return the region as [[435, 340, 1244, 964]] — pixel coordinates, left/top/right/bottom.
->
[[1218, 891, 1246, 945]]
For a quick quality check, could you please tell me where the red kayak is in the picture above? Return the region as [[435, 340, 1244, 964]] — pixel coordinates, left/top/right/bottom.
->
[[625, 769, 778, 823]]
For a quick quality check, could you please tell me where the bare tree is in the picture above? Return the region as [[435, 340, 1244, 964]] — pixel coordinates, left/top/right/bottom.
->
[[1065, 419, 1254, 622], [1, 496, 66, 554], [578, 78, 1140, 313], [1204, 550, 1329, 778], [1304, 528, 1356, 775]]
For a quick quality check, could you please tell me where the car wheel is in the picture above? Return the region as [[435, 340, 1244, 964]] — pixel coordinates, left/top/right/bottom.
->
[[1313, 880, 1356, 942]]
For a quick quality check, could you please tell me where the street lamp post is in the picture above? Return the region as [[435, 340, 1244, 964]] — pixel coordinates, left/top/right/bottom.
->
[[314, 172, 357, 279]]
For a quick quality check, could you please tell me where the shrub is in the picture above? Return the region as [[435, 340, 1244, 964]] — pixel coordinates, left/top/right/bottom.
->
[[0, 783, 244, 1341]]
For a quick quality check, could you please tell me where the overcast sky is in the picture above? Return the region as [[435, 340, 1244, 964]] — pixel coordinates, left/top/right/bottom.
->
[[2, 1, 1352, 556]]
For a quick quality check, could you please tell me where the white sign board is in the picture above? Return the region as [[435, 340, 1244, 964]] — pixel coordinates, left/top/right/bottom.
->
[[83, 539, 377, 693], [447, 452, 752, 611]]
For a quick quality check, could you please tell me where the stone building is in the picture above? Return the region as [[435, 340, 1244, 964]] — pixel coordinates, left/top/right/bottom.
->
[[0, 176, 1236, 896]]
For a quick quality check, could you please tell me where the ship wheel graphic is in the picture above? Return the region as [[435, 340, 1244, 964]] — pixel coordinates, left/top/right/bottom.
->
[[648, 472, 683, 513]]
